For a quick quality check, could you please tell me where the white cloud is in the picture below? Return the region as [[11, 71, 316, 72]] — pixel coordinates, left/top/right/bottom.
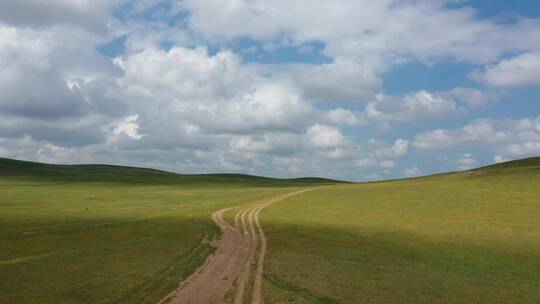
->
[[474, 52, 540, 87], [38, 143, 74, 160], [361, 87, 501, 124], [355, 158, 378, 168], [392, 139, 409, 157], [444, 87, 499, 107], [228, 132, 304, 156], [0, 25, 103, 119], [316, 147, 351, 160], [379, 160, 395, 169], [494, 155, 509, 163], [185, 124, 200, 135], [114, 46, 253, 102], [404, 166, 421, 177], [413, 119, 513, 150], [272, 156, 302, 173], [115, 47, 315, 134], [176, 0, 540, 106], [306, 124, 344, 148], [284, 58, 382, 102], [457, 153, 477, 170], [182, 1, 540, 69], [326, 108, 363, 126], [230, 136, 270, 153], [108, 115, 143, 143], [501, 142, 540, 157], [0, 0, 118, 34], [414, 116, 540, 159], [218, 83, 312, 133], [375, 138, 409, 158], [365, 90, 466, 122], [1, 1, 540, 181], [0, 20, 126, 150], [123, 23, 189, 54], [0, 15, 394, 180]]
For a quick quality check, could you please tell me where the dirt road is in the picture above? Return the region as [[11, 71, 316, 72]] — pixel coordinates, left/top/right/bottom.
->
[[159, 189, 311, 304]]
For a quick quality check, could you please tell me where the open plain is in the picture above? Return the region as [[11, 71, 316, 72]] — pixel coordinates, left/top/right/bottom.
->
[[1, 157, 539, 304]]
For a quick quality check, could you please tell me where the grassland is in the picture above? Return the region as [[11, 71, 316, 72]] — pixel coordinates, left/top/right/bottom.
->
[[2, 157, 539, 304], [262, 157, 540, 304], [0, 158, 334, 304]]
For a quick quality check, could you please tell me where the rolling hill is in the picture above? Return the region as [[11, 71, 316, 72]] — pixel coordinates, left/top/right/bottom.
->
[[261, 156, 540, 303], [0, 157, 342, 186], [0, 157, 336, 303], [0, 156, 538, 303]]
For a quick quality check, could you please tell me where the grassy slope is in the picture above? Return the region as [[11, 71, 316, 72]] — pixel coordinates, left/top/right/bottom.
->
[[262, 157, 540, 304], [0, 158, 335, 304], [0, 157, 339, 186]]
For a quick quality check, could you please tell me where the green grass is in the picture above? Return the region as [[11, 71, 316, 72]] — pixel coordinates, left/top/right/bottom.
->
[[0, 158, 334, 304], [0, 157, 340, 186], [3, 157, 539, 304], [261, 157, 540, 304]]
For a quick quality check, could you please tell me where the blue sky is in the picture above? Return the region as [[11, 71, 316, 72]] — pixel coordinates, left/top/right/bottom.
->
[[0, 1, 539, 181], [455, 0, 540, 18]]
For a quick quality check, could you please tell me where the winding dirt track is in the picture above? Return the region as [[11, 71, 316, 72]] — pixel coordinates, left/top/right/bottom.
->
[[159, 189, 311, 304]]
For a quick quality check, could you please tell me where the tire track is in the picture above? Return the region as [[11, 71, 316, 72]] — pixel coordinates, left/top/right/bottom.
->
[[161, 189, 314, 304]]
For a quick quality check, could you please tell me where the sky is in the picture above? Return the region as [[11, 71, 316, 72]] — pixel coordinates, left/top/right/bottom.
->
[[0, 0, 539, 181]]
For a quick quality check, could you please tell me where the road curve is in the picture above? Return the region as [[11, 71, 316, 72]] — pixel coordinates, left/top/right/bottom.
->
[[158, 189, 312, 304]]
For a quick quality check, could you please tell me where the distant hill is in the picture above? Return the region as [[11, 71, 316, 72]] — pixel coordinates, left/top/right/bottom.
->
[[0, 157, 343, 186], [2, 156, 537, 186], [472, 156, 540, 171]]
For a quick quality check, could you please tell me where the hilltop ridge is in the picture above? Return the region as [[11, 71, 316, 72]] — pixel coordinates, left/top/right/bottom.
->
[[0, 157, 343, 186], [473, 156, 540, 171]]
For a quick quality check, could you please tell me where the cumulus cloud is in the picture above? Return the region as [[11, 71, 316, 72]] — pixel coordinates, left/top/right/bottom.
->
[[307, 124, 344, 149], [355, 158, 378, 168], [326, 108, 363, 126], [214, 83, 312, 133], [404, 166, 421, 177], [443, 87, 500, 108], [360, 87, 502, 124], [114, 46, 253, 102], [365, 90, 467, 122], [379, 160, 395, 169], [272, 156, 302, 173], [284, 58, 382, 102], [228, 132, 304, 155], [494, 155, 509, 163], [0, 21, 127, 150], [0, 26, 99, 119], [375, 138, 409, 158], [414, 116, 540, 159], [474, 52, 540, 87], [413, 119, 512, 150], [0, 22, 368, 178], [182, 1, 540, 71], [108, 115, 144, 143], [0, 0, 118, 34], [230, 136, 271, 153], [457, 153, 477, 170], [182, 1, 540, 60], [177, 0, 540, 105], [115, 46, 315, 134], [501, 142, 540, 157], [1, 1, 540, 181]]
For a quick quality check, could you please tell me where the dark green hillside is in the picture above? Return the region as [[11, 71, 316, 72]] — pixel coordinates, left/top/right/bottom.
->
[[0, 157, 342, 186]]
